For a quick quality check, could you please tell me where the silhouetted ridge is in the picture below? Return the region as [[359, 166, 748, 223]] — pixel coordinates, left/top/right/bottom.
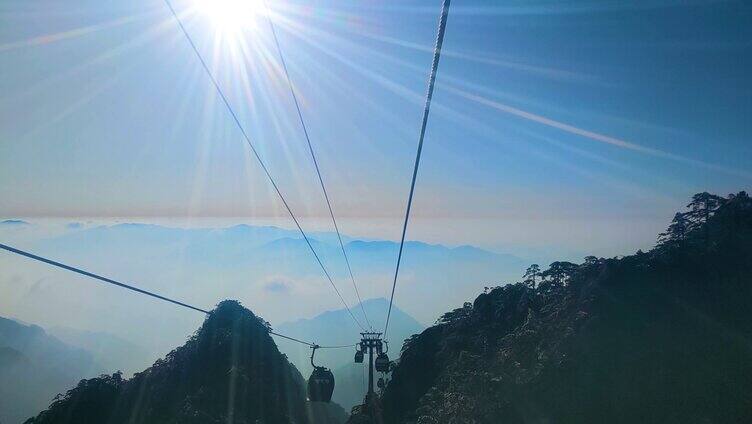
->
[[0, 219, 29, 226], [365, 191, 752, 424], [25, 300, 345, 424]]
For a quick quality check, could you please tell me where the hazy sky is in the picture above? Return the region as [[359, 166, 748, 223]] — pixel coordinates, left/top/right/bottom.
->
[[1, 0, 751, 253], [1, 0, 752, 372]]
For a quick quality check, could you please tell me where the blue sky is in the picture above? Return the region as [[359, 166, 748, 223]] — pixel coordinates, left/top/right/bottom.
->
[[1, 0, 750, 256], [0, 0, 751, 368]]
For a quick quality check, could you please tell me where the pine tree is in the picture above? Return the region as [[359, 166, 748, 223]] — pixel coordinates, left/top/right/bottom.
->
[[584, 256, 599, 266], [523, 264, 540, 288], [540, 261, 577, 287], [658, 212, 690, 248], [685, 192, 725, 247]]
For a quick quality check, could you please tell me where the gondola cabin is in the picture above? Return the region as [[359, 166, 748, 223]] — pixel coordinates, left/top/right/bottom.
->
[[307, 366, 335, 402], [374, 352, 390, 373]]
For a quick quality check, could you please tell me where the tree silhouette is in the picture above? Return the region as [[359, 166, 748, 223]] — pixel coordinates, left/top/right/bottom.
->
[[540, 261, 578, 287], [584, 256, 599, 266], [722, 191, 750, 232], [523, 264, 540, 288], [685, 192, 725, 247], [658, 212, 690, 248], [436, 302, 473, 325]]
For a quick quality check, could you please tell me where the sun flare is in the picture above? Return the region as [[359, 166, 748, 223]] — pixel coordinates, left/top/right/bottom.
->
[[194, 0, 264, 35]]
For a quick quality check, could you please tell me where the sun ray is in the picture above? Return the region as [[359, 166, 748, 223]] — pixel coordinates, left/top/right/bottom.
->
[[192, 0, 265, 41], [443, 85, 752, 179], [0, 12, 184, 106], [0, 12, 154, 53], [256, 14, 743, 207], [16, 63, 136, 143]]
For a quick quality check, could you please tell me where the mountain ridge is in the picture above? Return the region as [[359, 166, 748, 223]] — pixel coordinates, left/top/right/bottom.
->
[[0, 316, 104, 424], [349, 191, 752, 423], [13, 221, 525, 326]]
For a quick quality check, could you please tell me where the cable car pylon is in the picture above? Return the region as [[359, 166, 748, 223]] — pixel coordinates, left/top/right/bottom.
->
[[356, 332, 390, 402]]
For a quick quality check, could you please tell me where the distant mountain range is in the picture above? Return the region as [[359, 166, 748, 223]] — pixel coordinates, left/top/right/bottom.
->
[[4, 221, 526, 330], [0, 315, 155, 424], [277, 297, 422, 350], [37, 223, 522, 273], [275, 298, 423, 411], [0, 317, 99, 424], [47, 326, 151, 376], [0, 219, 29, 226]]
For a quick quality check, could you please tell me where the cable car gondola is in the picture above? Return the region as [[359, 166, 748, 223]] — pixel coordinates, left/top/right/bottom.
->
[[354, 343, 364, 363], [374, 352, 390, 372], [307, 346, 335, 402], [374, 341, 390, 373]]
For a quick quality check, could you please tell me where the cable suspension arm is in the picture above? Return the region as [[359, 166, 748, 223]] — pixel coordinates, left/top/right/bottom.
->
[[263, 3, 372, 329], [161, 0, 364, 331], [384, 0, 451, 337]]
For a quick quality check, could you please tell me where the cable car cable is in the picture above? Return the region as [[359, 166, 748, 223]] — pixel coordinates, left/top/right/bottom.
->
[[263, 1, 372, 330], [0, 243, 210, 314], [269, 333, 352, 349], [0, 243, 353, 349], [269, 331, 317, 346], [319, 343, 358, 349], [384, 0, 451, 338], [161, 0, 365, 332]]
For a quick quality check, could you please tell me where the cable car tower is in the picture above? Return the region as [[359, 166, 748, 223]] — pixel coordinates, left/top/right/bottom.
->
[[355, 332, 390, 400]]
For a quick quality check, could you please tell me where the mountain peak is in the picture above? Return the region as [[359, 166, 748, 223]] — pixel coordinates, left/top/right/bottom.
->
[[354, 297, 389, 308], [25, 299, 345, 424]]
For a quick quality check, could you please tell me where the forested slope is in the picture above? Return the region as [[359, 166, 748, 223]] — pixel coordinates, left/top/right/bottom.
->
[[25, 300, 346, 424], [375, 192, 752, 423]]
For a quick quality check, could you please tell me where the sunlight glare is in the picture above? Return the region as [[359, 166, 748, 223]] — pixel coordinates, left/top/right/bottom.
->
[[195, 0, 264, 35]]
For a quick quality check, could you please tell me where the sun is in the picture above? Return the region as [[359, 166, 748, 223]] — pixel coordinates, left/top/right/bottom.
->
[[194, 0, 264, 35]]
